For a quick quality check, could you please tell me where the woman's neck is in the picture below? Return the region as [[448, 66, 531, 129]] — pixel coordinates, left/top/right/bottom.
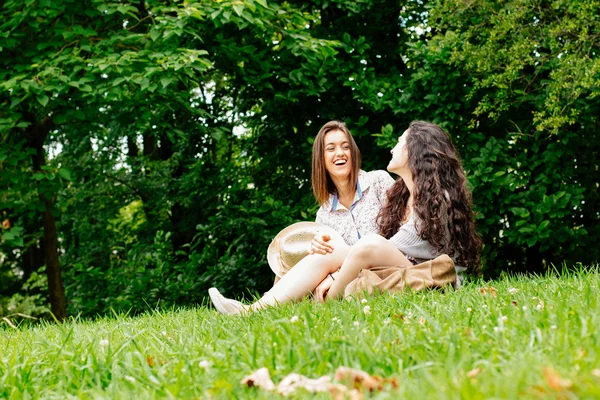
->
[[331, 175, 355, 207], [399, 170, 415, 216]]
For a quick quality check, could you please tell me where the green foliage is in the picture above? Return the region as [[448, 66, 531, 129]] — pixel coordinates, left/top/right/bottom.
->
[[433, 0, 600, 133], [423, 0, 600, 274], [0, 267, 50, 319], [1, 270, 600, 398]]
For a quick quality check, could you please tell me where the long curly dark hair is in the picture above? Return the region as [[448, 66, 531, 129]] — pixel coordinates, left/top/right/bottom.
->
[[377, 121, 482, 274]]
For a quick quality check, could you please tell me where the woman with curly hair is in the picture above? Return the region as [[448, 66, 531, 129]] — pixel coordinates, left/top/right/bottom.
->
[[325, 120, 482, 299], [209, 121, 481, 313]]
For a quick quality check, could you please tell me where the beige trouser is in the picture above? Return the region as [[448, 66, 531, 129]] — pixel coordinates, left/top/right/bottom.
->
[[344, 254, 457, 297]]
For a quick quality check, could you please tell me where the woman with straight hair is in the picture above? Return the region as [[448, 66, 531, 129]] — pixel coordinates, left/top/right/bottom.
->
[[208, 120, 395, 314], [310, 120, 395, 248]]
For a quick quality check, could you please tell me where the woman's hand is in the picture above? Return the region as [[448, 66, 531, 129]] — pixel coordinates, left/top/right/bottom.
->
[[308, 233, 335, 255], [313, 274, 334, 302]]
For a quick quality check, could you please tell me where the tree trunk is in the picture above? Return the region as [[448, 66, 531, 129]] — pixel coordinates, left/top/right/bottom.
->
[[127, 135, 139, 158], [143, 133, 156, 158], [42, 198, 67, 321], [21, 220, 45, 282], [26, 114, 68, 321]]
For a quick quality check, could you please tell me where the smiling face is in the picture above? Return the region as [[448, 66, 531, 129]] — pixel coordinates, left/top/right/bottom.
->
[[323, 129, 353, 180], [312, 120, 362, 204], [387, 128, 410, 174]]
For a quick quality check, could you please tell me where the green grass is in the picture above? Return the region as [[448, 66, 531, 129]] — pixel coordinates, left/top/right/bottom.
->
[[1, 269, 600, 399]]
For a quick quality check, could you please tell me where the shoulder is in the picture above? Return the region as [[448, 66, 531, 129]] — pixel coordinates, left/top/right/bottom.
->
[[370, 169, 394, 182], [315, 204, 326, 223], [361, 170, 395, 190], [316, 203, 326, 215], [317, 202, 327, 213]]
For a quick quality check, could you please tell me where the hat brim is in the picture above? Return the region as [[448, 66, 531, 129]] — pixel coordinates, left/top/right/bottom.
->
[[267, 222, 334, 278]]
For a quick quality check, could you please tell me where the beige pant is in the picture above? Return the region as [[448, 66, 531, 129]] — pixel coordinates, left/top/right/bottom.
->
[[344, 254, 457, 297]]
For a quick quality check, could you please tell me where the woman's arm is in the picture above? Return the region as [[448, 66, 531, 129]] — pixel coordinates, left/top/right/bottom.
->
[[252, 232, 350, 310]]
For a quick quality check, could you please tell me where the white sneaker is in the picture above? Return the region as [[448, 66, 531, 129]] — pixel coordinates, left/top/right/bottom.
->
[[208, 288, 250, 315]]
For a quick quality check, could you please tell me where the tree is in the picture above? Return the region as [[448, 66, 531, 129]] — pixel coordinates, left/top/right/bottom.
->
[[425, 0, 600, 273], [1, 0, 343, 317], [0, 0, 214, 319], [3, 0, 597, 319]]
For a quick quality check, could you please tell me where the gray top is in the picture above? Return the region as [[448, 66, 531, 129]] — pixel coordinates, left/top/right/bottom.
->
[[388, 213, 438, 263]]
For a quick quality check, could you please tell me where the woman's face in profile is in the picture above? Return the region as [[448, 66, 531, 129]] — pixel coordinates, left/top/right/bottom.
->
[[388, 129, 409, 174], [323, 129, 352, 180]]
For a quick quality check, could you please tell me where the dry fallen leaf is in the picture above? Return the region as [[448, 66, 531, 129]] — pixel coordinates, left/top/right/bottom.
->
[[467, 368, 482, 379], [335, 366, 383, 391], [328, 384, 350, 400], [543, 367, 572, 391], [277, 373, 331, 396], [329, 385, 362, 400], [241, 366, 398, 397], [334, 366, 398, 392], [240, 367, 275, 391]]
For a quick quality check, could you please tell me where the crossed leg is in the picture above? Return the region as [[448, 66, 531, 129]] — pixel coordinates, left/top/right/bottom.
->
[[250, 231, 350, 311], [326, 233, 413, 299], [210, 232, 412, 314]]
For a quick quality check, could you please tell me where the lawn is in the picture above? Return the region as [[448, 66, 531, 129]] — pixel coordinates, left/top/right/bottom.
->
[[1, 268, 599, 399]]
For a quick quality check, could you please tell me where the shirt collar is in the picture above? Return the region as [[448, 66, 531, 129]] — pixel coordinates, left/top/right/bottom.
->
[[330, 170, 369, 212]]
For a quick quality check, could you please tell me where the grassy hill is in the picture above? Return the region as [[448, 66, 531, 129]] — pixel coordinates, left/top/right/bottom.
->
[[1, 269, 599, 399]]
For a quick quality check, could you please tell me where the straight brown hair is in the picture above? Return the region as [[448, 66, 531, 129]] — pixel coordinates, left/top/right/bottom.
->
[[311, 120, 362, 205]]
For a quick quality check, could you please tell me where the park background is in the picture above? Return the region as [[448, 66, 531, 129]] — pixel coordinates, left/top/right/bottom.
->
[[1, 0, 598, 322]]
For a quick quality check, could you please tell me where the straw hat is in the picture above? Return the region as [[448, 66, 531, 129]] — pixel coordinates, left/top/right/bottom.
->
[[267, 222, 337, 278]]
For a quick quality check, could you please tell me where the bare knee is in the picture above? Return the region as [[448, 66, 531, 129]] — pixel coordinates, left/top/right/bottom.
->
[[307, 253, 339, 274], [349, 234, 387, 261]]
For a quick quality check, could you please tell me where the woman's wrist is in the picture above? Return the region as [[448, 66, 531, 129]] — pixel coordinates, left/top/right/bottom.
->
[[329, 269, 340, 280]]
